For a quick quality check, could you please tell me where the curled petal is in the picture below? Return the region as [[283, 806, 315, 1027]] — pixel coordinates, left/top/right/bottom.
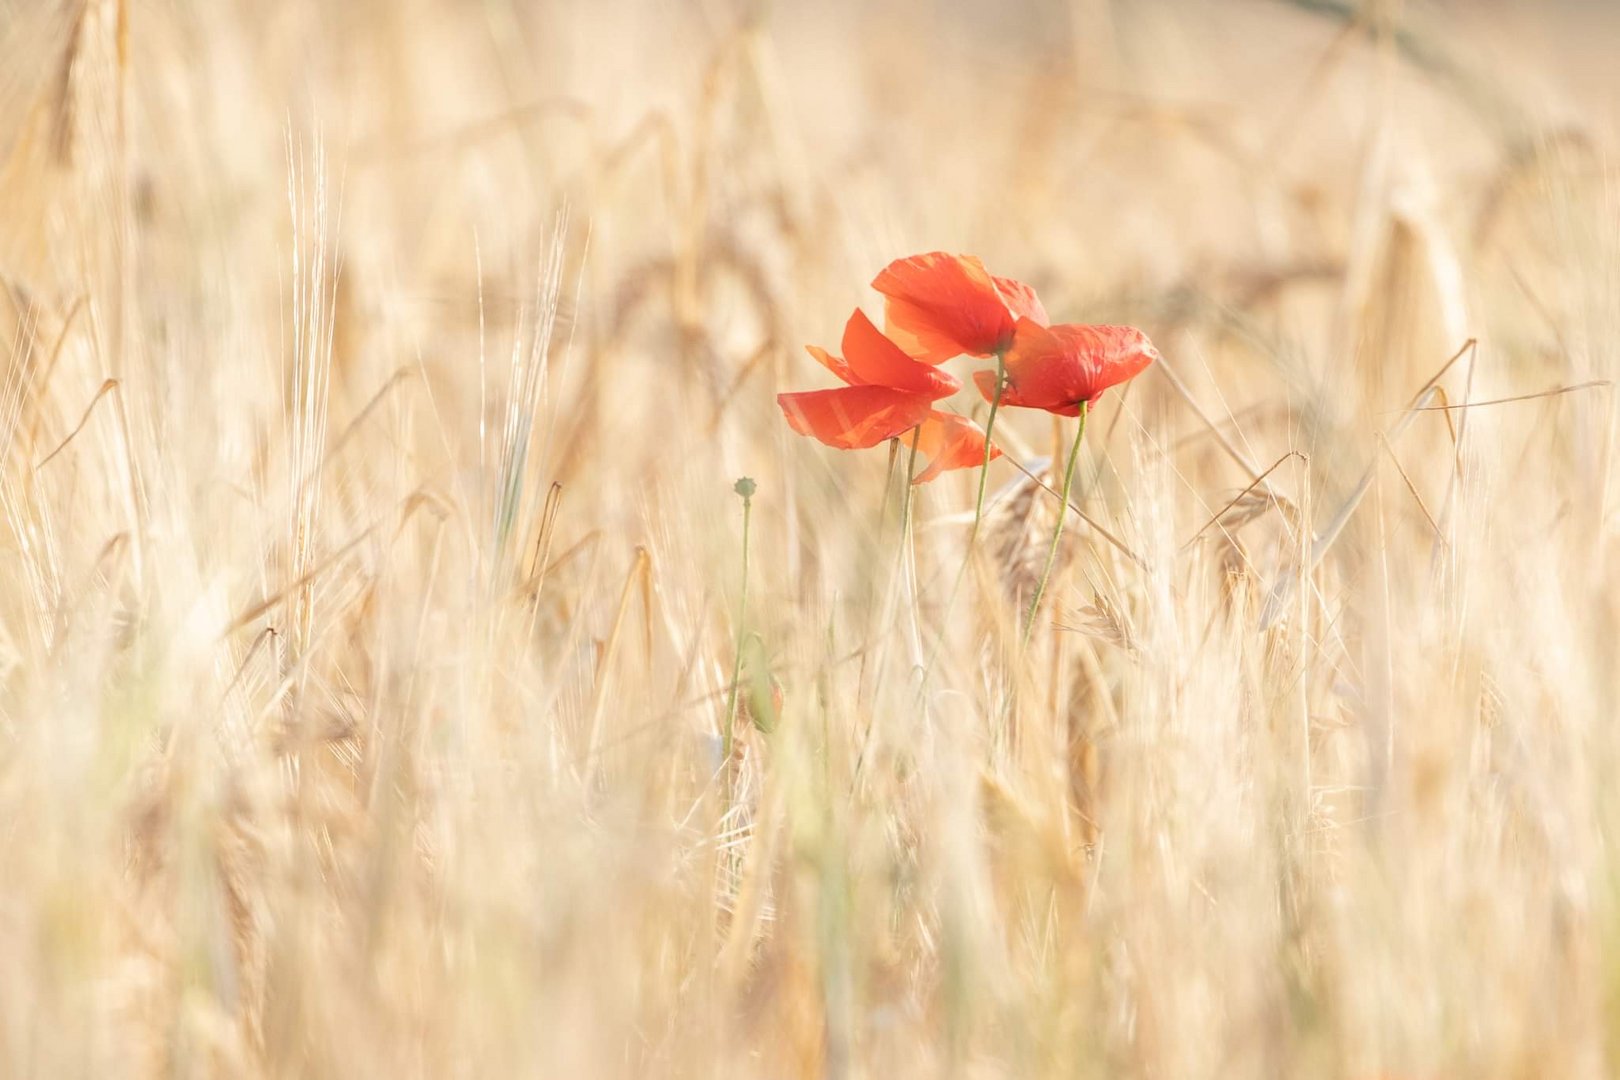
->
[[777, 387, 932, 450], [873, 252, 1019, 364], [993, 275, 1049, 326], [839, 309, 961, 398], [912, 410, 1001, 484], [995, 318, 1157, 415]]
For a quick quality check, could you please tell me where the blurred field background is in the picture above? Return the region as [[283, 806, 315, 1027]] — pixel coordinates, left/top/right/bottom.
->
[[1, 0, 1618, 1076]]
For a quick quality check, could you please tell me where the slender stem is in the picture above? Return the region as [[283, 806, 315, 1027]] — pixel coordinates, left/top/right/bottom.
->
[[852, 425, 923, 787], [899, 425, 923, 660], [722, 486, 754, 762], [917, 353, 1006, 679], [858, 438, 904, 702], [882, 429, 922, 625], [899, 426, 921, 535], [884, 429, 922, 641], [968, 352, 1007, 546], [1022, 401, 1088, 652], [876, 436, 902, 550]]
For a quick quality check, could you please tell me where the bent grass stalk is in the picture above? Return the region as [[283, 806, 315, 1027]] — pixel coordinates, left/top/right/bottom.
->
[[1021, 400, 1087, 653]]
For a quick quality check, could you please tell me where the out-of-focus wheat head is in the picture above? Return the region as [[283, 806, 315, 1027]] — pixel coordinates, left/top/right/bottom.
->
[[0, 0, 1618, 1077]]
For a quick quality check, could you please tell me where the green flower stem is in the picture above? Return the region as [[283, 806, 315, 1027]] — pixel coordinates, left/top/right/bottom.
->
[[1022, 401, 1088, 652]]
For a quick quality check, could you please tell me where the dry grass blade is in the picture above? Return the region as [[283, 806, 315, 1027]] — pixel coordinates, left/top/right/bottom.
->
[[226, 525, 375, 635], [34, 376, 117, 470], [582, 546, 652, 789], [1406, 380, 1611, 412], [19, 293, 86, 454], [1181, 450, 1306, 550], [1259, 339, 1478, 628], [1377, 432, 1445, 544], [1001, 452, 1149, 571], [1154, 353, 1277, 498], [519, 481, 565, 601]]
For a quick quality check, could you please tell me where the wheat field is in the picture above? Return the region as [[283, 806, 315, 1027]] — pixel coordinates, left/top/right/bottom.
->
[[1, 0, 1618, 1076]]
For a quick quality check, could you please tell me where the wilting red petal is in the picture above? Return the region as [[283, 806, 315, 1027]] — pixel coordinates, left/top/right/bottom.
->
[[839, 309, 960, 398], [993, 275, 1049, 326], [873, 252, 1022, 364], [912, 411, 1001, 484], [777, 387, 933, 450], [992, 318, 1158, 415]]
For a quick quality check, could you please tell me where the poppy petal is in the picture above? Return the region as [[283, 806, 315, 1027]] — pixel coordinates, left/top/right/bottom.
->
[[996, 320, 1157, 414], [873, 252, 1018, 364], [1001, 318, 1088, 407], [973, 366, 1082, 416], [840, 309, 961, 398], [777, 387, 932, 450], [1054, 324, 1158, 396], [993, 275, 1049, 326], [805, 344, 857, 385], [912, 411, 1001, 484]]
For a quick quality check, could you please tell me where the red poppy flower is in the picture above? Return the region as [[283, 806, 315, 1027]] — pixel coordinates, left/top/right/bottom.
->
[[872, 252, 1048, 365], [778, 309, 999, 481], [973, 318, 1158, 417]]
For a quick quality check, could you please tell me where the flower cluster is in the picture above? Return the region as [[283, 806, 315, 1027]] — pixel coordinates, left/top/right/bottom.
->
[[778, 252, 1158, 480]]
